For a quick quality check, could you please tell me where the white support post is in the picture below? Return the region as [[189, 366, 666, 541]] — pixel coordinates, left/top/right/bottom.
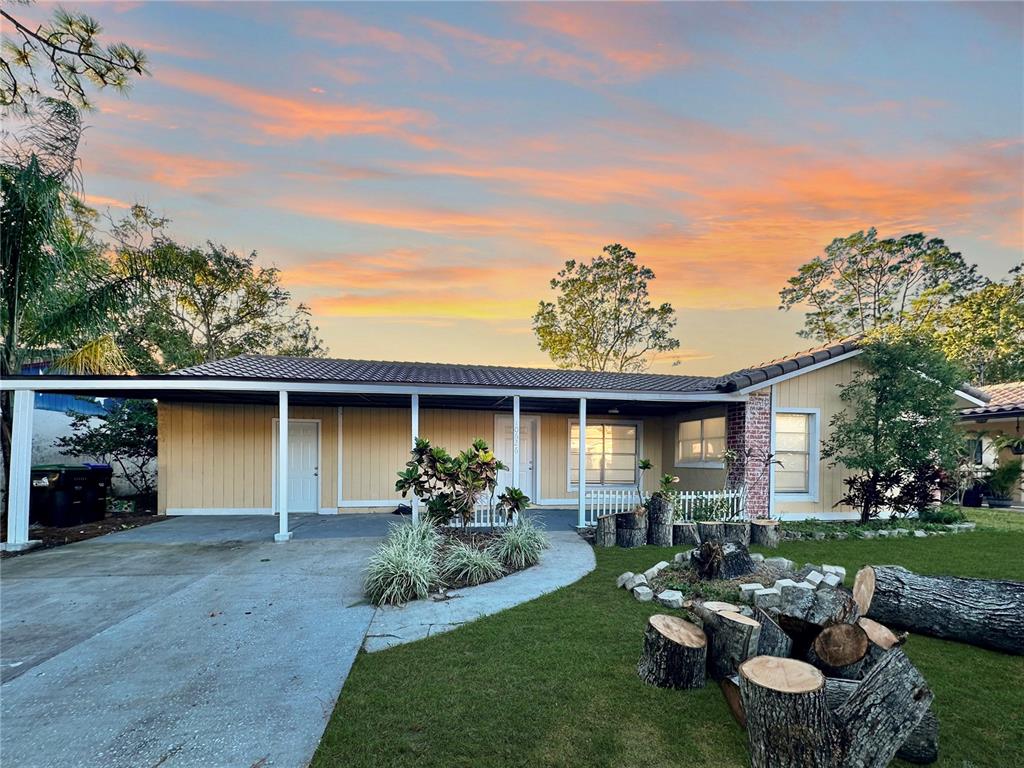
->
[[411, 394, 420, 524], [512, 396, 520, 490], [578, 397, 587, 528], [274, 390, 292, 542], [3, 389, 38, 551]]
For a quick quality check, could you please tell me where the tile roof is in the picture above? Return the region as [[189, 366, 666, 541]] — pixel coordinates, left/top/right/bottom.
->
[[961, 381, 1024, 417], [169, 339, 864, 395]]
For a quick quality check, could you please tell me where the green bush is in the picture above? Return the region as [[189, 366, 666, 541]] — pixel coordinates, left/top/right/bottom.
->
[[364, 521, 442, 605], [490, 518, 550, 570], [918, 504, 967, 524], [388, 519, 442, 558], [441, 541, 504, 586]]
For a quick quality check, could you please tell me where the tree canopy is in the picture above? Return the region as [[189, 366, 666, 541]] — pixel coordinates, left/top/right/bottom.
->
[[532, 244, 679, 372]]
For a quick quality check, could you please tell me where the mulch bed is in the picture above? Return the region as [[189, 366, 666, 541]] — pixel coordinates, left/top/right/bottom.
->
[[1, 513, 168, 558], [650, 560, 792, 603], [433, 527, 530, 591]]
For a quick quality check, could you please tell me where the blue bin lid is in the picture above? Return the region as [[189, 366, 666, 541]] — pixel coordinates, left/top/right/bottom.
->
[[84, 463, 112, 469]]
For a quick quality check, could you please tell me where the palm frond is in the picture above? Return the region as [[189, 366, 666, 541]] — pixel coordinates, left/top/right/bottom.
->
[[51, 334, 131, 375]]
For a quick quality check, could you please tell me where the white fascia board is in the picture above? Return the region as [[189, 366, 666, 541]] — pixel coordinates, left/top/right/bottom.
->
[[953, 389, 987, 407], [1, 376, 747, 403], [737, 349, 863, 395]]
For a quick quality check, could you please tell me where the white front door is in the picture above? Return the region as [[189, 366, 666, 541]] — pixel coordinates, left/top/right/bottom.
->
[[274, 420, 320, 513], [494, 414, 537, 500]]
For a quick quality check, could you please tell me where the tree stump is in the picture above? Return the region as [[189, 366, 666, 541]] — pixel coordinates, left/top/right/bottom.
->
[[692, 541, 756, 581], [723, 521, 751, 546], [595, 514, 616, 547], [697, 521, 724, 543], [854, 565, 1024, 654], [673, 521, 699, 546], [806, 623, 868, 678], [615, 510, 647, 548], [750, 519, 780, 549], [721, 674, 746, 727], [647, 495, 674, 546], [705, 610, 762, 680], [755, 608, 793, 658], [637, 614, 707, 690]]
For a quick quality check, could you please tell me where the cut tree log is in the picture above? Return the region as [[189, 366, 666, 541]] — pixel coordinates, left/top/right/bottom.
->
[[615, 510, 648, 548], [739, 649, 933, 768], [705, 610, 762, 680], [692, 600, 741, 623], [750, 519, 780, 549], [854, 565, 1024, 655], [692, 541, 757, 581], [857, 616, 904, 677], [595, 514, 616, 547], [723, 521, 751, 546], [806, 623, 868, 678], [721, 674, 746, 727], [755, 608, 793, 658], [647, 495, 674, 546], [778, 586, 860, 656], [637, 614, 707, 690], [672, 521, 699, 546], [697, 521, 724, 543], [824, 675, 939, 765]]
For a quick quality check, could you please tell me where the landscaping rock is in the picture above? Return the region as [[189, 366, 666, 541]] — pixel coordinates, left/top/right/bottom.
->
[[739, 583, 764, 603], [894, 528, 910, 537], [656, 589, 684, 609], [616, 572, 635, 589], [805, 570, 825, 588], [913, 530, 928, 538], [624, 573, 648, 591], [644, 561, 671, 581], [822, 572, 842, 589], [821, 564, 846, 582], [764, 556, 795, 572], [753, 587, 781, 610], [673, 549, 694, 565], [833, 532, 848, 540], [877, 529, 892, 538], [633, 585, 654, 602], [749, 553, 765, 564], [861, 530, 877, 539], [773, 578, 798, 592], [812, 531, 827, 541]]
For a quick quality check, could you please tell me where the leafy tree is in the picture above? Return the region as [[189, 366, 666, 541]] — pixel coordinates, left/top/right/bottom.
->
[[54, 399, 157, 497], [779, 229, 980, 342], [1, 4, 147, 111], [532, 244, 680, 372], [822, 340, 963, 522]]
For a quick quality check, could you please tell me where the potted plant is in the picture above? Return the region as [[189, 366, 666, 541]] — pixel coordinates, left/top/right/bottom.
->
[[983, 458, 1023, 508]]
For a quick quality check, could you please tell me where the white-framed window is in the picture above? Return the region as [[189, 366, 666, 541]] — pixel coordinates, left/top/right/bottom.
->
[[569, 420, 639, 487], [675, 416, 726, 466], [774, 408, 819, 499]]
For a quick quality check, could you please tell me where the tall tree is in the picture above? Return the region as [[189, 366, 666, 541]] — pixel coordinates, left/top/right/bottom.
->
[[822, 340, 963, 522], [532, 244, 679, 372], [1, 4, 147, 111], [779, 229, 981, 342]]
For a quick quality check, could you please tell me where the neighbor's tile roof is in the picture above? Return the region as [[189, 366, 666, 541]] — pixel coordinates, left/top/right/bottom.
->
[[169, 339, 863, 395], [961, 381, 1024, 417]]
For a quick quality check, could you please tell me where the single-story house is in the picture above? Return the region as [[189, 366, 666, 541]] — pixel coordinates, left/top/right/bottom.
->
[[1, 340, 989, 548], [958, 381, 1024, 506]]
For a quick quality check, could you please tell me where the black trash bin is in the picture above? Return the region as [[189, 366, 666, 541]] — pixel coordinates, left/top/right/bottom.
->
[[83, 463, 113, 522], [29, 464, 92, 527]]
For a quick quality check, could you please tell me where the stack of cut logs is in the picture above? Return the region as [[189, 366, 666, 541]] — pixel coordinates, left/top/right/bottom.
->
[[596, 510, 781, 550]]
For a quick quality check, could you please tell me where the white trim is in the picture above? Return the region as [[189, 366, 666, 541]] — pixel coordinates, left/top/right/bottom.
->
[[566, 416, 643, 491], [168, 507, 275, 515], [272, 416, 322, 516], [319, 507, 337, 515], [336, 407, 343, 507], [738, 349, 863, 394], [512, 396, 520, 490], [578, 398, 586, 528], [954, 388, 986, 407], [494, 412, 539, 500], [6, 389, 35, 546], [410, 393, 420, 523], [675, 461, 726, 469], [1, 375, 747, 403], [768, 385, 777, 518], [339, 499, 403, 508], [773, 406, 820, 503], [537, 497, 577, 506]]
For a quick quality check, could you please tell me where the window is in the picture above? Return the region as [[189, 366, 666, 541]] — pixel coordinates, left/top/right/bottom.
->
[[676, 416, 726, 465], [569, 422, 638, 486], [964, 437, 984, 466], [775, 411, 816, 495]]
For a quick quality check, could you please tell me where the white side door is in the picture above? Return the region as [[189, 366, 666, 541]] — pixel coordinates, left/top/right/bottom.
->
[[494, 414, 536, 500], [274, 420, 320, 513]]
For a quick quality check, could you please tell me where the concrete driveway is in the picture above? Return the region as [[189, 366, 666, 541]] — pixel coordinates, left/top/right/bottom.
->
[[1, 514, 391, 768]]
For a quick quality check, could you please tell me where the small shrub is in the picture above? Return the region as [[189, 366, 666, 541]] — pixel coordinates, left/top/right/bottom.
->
[[441, 541, 504, 586], [490, 518, 550, 570], [388, 519, 442, 559], [918, 504, 967, 524], [364, 538, 439, 606]]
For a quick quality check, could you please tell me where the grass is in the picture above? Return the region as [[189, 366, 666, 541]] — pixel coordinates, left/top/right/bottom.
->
[[314, 515, 1024, 768]]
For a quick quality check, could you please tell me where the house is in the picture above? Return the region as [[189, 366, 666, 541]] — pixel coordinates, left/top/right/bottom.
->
[[958, 381, 1024, 506], [1, 340, 988, 549]]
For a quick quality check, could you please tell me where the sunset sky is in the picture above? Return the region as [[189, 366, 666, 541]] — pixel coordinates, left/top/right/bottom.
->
[[33, 1, 1024, 373]]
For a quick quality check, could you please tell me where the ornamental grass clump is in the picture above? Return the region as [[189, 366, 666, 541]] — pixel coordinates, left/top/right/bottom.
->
[[440, 541, 504, 586], [489, 518, 550, 570], [364, 521, 441, 606]]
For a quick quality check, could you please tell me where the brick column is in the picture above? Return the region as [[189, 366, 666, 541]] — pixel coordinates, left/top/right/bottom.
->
[[727, 391, 772, 518]]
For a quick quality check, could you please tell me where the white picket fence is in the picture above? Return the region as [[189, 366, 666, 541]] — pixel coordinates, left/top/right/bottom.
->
[[443, 500, 519, 528], [584, 487, 745, 526]]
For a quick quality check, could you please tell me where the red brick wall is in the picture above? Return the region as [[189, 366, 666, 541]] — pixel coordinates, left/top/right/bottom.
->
[[727, 391, 772, 518]]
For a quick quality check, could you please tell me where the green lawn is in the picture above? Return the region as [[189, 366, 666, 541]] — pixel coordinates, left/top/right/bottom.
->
[[314, 518, 1024, 768]]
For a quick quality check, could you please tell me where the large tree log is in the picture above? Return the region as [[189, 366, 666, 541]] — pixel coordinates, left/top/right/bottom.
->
[[750, 519, 780, 549], [723, 521, 751, 546], [615, 510, 647, 548], [806, 623, 868, 678], [696, 520, 724, 543], [595, 514, 616, 547], [755, 608, 793, 658], [672, 521, 699, 546], [705, 610, 762, 680], [692, 541, 756, 580], [857, 617, 904, 678], [721, 674, 746, 727], [637, 614, 707, 690], [647, 495, 674, 546], [778, 587, 861, 657], [739, 649, 933, 768], [854, 565, 1024, 654]]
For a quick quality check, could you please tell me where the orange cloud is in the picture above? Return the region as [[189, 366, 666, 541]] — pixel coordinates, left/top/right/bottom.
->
[[84, 144, 248, 191], [81, 193, 132, 209], [295, 8, 449, 69]]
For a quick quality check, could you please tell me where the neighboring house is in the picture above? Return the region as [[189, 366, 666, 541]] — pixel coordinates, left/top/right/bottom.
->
[[959, 381, 1024, 506], [2, 340, 987, 547]]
